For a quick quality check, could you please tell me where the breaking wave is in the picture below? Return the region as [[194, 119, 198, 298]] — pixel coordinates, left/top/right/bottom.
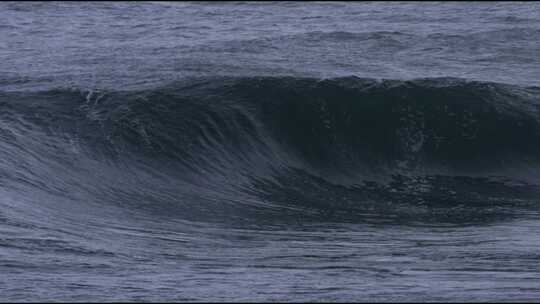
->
[[1, 76, 540, 223]]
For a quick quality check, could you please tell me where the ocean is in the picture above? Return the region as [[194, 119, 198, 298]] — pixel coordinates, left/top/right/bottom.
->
[[1, 1, 540, 301]]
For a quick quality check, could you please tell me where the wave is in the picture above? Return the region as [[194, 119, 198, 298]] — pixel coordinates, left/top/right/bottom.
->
[[1, 76, 540, 223], [4, 77, 540, 172]]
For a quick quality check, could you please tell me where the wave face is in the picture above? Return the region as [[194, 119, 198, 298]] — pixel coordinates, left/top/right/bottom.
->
[[5, 77, 540, 171], [1, 76, 540, 224]]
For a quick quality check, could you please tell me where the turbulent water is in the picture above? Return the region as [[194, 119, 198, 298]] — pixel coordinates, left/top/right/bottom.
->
[[2, 2, 540, 302]]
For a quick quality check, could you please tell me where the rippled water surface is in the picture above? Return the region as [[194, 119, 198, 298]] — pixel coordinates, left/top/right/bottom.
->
[[1, 2, 540, 302]]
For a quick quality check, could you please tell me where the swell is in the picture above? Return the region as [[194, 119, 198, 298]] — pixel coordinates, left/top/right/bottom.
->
[[1, 76, 540, 223]]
